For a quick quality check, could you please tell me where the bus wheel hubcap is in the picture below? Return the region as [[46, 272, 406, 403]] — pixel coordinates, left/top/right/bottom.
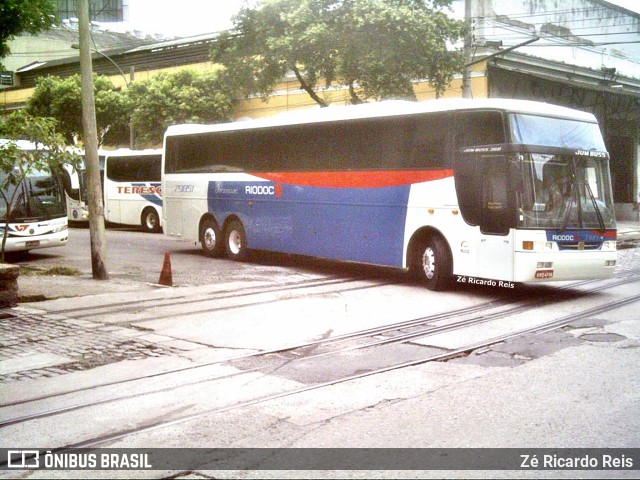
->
[[423, 248, 436, 279], [205, 228, 216, 250], [229, 230, 242, 254]]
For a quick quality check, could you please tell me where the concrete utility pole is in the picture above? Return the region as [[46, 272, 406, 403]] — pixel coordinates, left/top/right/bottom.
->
[[78, 0, 109, 280], [462, 0, 473, 98]]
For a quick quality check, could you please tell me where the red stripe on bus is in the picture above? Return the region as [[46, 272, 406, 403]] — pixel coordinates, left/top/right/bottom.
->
[[596, 229, 617, 238], [251, 170, 454, 188]]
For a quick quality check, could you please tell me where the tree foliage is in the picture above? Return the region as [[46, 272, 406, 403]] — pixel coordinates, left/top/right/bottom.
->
[[26, 74, 130, 146], [25, 70, 235, 149], [0, 0, 57, 69], [212, 0, 467, 106], [0, 111, 80, 261], [127, 69, 235, 147]]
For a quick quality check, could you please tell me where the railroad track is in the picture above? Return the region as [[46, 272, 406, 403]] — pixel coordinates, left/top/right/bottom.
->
[[1, 272, 638, 450], [3, 272, 628, 409]]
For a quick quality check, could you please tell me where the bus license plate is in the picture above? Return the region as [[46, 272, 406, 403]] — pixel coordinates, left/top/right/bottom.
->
[[25, 241, 40, 248], [535, 270, 553, 279]]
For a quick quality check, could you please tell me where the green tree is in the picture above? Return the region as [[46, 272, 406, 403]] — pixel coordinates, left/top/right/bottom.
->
[[0, 0, 57, 70], [338, 0, 467, 101], [212, 0, 467, 106], [26, 74, 130, 146], [0, 111, 80, 261], [127, 69, 235, 147]]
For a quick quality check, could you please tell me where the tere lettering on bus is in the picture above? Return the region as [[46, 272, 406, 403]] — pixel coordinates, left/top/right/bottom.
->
[[116, 185, 161, 195]]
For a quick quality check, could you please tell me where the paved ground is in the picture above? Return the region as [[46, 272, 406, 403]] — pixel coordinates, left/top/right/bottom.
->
[[2, 221, 637, 385], [0, 308, 184, 383], [0, 223, 638, 478]]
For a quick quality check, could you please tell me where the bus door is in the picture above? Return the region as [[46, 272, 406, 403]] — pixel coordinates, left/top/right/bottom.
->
[[453, 110, 514, 280], [105, 190, 121, 223], [455, 149, 514, 280], [103, 155, 122, 224], [477, 154, 514, 281]]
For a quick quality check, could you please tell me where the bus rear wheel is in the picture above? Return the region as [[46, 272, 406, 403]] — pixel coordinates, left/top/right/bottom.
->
[[200, 218, 224, 257], [412, 235, 453, 291], [141, 208, 161, 233], [225, 220, 249, 261]]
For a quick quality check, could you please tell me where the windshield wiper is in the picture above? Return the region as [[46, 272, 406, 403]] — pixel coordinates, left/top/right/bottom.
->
[[584, 182, 606, 231], [560, 182, 575, 232]]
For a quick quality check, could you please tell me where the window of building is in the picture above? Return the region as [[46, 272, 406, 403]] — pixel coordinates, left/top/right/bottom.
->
[[53, 0, 124, 22]]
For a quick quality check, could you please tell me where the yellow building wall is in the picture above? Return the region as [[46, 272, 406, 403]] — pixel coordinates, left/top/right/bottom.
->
[[1, 86, 35, 110], [0, 62, 219, 109], [232, 62, 489, 119], [1, 61, 489, 121], [130, 62, 219, 84]]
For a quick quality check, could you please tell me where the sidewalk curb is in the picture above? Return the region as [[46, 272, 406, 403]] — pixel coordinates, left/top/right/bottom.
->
[[0, 263, 19, 307]]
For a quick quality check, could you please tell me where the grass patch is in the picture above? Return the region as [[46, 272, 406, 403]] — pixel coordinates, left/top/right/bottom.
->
[[20, 265, 81, 276]]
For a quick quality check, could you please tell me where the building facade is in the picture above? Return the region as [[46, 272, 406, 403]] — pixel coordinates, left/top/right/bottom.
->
[[52, 0, 128, 22], [458, 0, 640, 219]]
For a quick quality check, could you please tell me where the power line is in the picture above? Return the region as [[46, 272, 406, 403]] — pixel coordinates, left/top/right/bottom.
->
[[479, 30, 640, 41], [470, 5, 640, 32], [473, 4, 635, 22], [475, 16, 639, 48], [474, 14, 639, 32], [478, 20, 640, 33]]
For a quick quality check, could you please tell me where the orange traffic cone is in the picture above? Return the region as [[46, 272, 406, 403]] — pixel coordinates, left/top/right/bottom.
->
[[158, 252, 173, 286]]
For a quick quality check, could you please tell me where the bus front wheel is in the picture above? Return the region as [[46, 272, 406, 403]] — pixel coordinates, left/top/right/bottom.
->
[[200, 218, 224, 257], [141, 208, 161, 233], [412, 235, 453, 291], [225, 220, 249, 261]]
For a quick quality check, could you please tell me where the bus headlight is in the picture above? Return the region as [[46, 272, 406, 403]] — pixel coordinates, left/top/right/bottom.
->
[[602, 240, 617, 250], [53, 225, 68, 233]]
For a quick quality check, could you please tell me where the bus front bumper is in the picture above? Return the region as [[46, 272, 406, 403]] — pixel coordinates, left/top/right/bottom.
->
[[4, 231, 69, 252], [513, 250, 617, 283]]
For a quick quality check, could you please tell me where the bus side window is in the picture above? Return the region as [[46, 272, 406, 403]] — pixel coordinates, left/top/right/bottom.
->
[[453, 111, 508, 228], [410, 113, 451, 169], [136, 156, 161, 182], [454, 111, 506, 148], [454, 152, 480, 226]]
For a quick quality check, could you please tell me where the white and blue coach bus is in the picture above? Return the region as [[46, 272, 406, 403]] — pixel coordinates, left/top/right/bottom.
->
[[102, 149, 163, 233], [0, 139, 69, 253], [161, 99, 617, 290]]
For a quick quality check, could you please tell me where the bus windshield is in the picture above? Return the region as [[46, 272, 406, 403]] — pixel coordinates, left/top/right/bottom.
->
[[510, 114, 606, 150], [0, 170, 66, 222], [518, 153, 616, 230]]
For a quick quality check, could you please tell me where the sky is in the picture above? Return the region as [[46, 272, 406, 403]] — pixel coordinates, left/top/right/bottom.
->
[[126, 0, 244, 38], [124, 0, 640, 38], [612, 0, 640, 13]]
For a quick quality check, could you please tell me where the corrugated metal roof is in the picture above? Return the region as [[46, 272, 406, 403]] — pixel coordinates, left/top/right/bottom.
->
[[14, 35, 215, 87]]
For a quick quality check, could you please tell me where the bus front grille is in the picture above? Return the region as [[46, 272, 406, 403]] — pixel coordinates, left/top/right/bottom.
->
[[557, 241, 601, 251]]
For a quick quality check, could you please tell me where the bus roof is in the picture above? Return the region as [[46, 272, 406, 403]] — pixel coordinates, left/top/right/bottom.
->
[[0, 138, 44, 151], [1, 139, 82, 156], [98, 148, 162, 158], [164, 98, 599, 138]]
